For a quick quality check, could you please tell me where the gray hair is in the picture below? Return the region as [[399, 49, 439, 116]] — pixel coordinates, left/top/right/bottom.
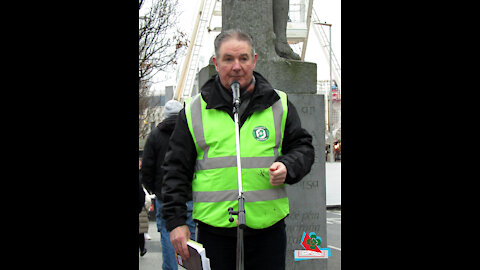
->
[[214, 29, 255, 58]]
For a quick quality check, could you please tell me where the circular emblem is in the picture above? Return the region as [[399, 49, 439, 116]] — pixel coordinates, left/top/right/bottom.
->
[[252, 126, 269, 141]]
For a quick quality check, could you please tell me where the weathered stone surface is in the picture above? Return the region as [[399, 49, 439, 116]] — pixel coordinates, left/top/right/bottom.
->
[[222, 0, 279, 61], [284, 94, 327, 270], [255, 59, 317, 94]]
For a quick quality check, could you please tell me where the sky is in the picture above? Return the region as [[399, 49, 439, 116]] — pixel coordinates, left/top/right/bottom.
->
[[141, 0, 341, 96]]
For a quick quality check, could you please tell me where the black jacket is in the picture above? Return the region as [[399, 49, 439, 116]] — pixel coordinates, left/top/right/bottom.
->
[[141, 115, 186, 201], [161, 71, 315, 232]]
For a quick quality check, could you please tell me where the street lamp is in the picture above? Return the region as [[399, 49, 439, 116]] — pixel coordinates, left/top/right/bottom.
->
[[315, 22, 334, 162]]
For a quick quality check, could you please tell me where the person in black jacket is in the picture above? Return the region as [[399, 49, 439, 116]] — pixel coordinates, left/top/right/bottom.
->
[[161, 29, 314, 270], [141, 100, 196, 270]]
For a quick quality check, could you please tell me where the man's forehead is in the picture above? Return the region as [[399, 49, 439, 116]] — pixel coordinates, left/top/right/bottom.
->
[[219, 39, 251, 52], [222, 52, 250, 58]]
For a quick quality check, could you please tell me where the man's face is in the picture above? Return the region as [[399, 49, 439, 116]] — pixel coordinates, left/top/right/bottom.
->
[[212, 38, 257, 92]]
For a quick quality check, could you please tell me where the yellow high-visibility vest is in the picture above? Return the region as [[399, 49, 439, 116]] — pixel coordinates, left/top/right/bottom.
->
[[184, 90, 289, 229]]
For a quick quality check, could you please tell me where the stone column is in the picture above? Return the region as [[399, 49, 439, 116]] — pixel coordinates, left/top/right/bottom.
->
[[221, 0, 316, 93]]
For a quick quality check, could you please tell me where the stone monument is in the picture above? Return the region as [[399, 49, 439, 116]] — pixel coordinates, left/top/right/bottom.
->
[[198, 0, 327, 269]]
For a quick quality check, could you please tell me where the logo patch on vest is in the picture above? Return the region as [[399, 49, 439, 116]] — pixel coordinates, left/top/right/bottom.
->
[[252, 126, 269, 141]]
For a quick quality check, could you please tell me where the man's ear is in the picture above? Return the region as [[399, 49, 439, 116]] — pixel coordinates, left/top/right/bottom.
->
[[212, 56, 219, 72]]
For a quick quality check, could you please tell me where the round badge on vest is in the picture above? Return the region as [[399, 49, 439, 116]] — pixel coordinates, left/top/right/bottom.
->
[[252, 126, 269, 141]]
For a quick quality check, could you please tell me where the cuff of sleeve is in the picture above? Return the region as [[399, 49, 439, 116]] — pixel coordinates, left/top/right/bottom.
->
[[166, 218, 187, 232]]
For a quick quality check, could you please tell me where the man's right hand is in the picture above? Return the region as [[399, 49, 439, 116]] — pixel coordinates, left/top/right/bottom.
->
[[170, 225, 191, 259]]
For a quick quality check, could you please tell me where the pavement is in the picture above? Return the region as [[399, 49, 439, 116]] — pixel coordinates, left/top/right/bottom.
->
[[326, 208, 341, 270], [139, 208, 341, 270], [139, 220, 187, 270]]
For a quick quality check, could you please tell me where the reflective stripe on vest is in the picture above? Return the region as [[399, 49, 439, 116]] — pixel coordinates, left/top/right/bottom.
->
[[185, 90, 289, 229], [193, 188, 288, 203]]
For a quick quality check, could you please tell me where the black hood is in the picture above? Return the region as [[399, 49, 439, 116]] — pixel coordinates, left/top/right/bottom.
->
[[157, 114, 178, 132]]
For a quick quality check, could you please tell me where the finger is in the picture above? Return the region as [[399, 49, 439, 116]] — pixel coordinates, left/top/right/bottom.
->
[[170, 227, 190, 260], [180, 240, 190, 259], [269, 163, 280, 171], [270, 173, 286, 186], [270, 175, 283, 185], [269, 162, 286, 186], [269, 168, 284, 179], [269, 172, 280, 184], [270, 179, 284, 186], [269, 167, 280, 178], [173, 240, 188, 259]]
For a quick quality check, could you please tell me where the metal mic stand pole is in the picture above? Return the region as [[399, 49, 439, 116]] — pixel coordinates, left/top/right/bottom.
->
[[228, 86, 246, 270]]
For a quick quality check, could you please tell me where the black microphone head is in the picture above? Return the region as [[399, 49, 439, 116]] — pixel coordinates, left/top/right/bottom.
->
[[230, 80, 241, 107], [230, 80, 240, 90]]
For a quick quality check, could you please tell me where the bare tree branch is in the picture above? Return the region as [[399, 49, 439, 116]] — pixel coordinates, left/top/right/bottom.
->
[[139, 0, 188, 138]]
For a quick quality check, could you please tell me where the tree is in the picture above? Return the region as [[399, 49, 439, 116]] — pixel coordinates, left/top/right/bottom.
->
[[139, 0, 188, 138]]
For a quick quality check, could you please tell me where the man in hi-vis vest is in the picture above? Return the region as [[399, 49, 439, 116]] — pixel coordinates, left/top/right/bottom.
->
[[161, 29, 314, 270]]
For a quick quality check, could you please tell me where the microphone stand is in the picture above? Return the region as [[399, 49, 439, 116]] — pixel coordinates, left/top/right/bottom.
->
[[227, 81, 246, 270]]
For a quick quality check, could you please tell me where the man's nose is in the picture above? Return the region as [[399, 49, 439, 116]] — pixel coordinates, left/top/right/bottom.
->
[[232, 60, 241, 71]]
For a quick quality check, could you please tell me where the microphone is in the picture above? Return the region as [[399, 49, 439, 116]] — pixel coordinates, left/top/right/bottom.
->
[[230, 80, 241, 109]]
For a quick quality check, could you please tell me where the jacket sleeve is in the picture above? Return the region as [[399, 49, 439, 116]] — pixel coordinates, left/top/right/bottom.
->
[[141, 129, 157, 193], [276, 99, 315, 185], [161, 109, 197, 231]]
